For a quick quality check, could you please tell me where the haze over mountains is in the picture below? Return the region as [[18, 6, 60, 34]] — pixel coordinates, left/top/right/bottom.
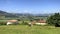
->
[[0, 10, 53, 17]]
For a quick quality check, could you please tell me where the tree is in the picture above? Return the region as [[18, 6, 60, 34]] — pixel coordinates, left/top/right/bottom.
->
[[47, 13, 60, 26]]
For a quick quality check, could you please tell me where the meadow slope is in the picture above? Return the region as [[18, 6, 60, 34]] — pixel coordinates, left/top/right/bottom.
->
[[0, 25, 60, 34]]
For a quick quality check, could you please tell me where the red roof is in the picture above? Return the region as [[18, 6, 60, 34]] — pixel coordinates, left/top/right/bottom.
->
[[38, 19, 46, 23], [7, 20, 18, 22]]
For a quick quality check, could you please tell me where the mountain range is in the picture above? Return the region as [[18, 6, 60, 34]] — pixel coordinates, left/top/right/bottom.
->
[[0, 10, 53, 18]]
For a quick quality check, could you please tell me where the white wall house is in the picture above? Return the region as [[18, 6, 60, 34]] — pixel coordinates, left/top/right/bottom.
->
[[28, 19, 47, 25], [7, 20, 18, 25]]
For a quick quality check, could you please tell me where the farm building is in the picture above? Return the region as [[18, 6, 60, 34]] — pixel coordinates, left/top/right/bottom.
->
[[29, 19, 47, 25], [7, 20, 19, 25], [35, 19, 47, 25]]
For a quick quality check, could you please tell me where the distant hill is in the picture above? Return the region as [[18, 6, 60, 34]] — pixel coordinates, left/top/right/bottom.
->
[[14, 13, 53, 17], [0, 10, 18, 18], [33, 14, 53, 17], [0, 10, 54, 18]]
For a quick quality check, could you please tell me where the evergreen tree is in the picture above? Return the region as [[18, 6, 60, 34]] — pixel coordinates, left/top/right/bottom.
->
[[47, 13, 60, 25]]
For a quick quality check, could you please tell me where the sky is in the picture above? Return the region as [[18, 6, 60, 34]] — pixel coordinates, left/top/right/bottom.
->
[[0, 0, 60, 14]]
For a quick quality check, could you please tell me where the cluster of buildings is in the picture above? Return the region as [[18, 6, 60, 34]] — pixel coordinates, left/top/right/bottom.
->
[[6, 19, 47, 25]]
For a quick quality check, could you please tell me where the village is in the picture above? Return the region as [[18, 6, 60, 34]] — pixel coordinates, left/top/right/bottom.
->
[[0, 0, 60, 34]]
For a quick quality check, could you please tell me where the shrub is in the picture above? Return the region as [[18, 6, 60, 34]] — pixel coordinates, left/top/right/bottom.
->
[[0, 21, 7, 25], [0, 20, 7, 25]]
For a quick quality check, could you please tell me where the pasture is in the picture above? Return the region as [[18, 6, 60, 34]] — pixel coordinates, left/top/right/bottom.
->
[[0, 25, 60, 34]]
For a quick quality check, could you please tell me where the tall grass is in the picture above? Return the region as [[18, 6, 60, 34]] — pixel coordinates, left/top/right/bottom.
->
[[0, 25, 60, 34]]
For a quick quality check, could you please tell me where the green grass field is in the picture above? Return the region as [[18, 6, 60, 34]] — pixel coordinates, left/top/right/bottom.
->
[[0, 25, 60, 34]]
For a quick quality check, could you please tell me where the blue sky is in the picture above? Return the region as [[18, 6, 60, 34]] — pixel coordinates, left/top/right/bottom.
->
[[0, 0, 60, 14]]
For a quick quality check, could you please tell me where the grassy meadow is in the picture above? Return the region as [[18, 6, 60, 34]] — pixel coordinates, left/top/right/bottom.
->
[[0, 20, 60, 34], [0, 25, 60, 34]]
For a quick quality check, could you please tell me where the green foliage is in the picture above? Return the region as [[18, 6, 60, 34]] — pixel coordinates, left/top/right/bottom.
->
[[0, 20, 7, 25], [19, 21, 29, 25], [47, 13, 60, 25]]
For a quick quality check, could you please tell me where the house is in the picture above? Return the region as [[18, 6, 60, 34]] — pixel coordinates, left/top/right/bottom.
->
[[29, 19, 47, 25], [7, 20, 19, 25], [35, 19, 47, 25]]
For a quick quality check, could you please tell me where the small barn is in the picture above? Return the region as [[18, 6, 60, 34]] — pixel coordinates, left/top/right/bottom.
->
[[7, 20, 19, 25]]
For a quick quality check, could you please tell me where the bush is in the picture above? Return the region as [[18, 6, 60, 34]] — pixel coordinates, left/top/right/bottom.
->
[[0, 21, 7, 25], [0, 20, 7, 25], [22, 21, 28, 25]]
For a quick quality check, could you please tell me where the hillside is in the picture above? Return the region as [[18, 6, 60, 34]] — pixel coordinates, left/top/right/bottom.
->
[[0, 10, 18, 18], [0, 10, 53, 20]]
